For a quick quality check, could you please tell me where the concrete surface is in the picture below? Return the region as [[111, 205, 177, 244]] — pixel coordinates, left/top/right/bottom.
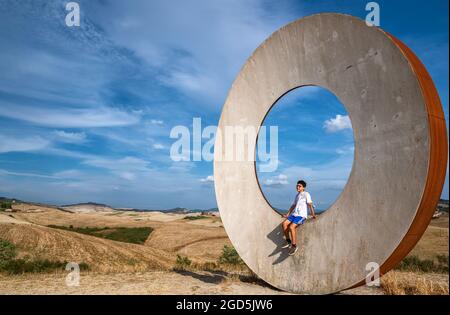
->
[[214, 13, 447, 294]]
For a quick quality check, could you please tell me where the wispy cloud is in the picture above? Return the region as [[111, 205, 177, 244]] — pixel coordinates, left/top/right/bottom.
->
[[53, 130, 87, 144], [86, 0, 296, 108], [150, 119, 164, 125], [118, 172, 137, 181], [52, 169, 84, 178], [282, 156, 353, 190], [336, 145, 355, 155], [0, 104, 141, 128], [264, 174, 288, 187], [153, 143, 165, 150], [82, 156, 150, 172], [0, 169, 56, 179], [0, 134, 50, 153]]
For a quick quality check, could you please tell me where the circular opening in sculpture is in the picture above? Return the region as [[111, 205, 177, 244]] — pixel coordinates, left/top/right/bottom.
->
[[255, 85, 355, 217]]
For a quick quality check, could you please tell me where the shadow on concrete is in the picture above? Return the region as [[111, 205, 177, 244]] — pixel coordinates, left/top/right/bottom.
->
[[173, 269, 226, 284], [173, 268, 281, 290], [267, 224, 290, 265]]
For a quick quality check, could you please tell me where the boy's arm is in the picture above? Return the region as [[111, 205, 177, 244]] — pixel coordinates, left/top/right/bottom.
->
[[283, 204, 295, 218], [308, 203, 316, 219]]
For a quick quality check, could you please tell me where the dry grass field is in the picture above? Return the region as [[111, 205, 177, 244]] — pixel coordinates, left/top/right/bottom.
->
[[381, 271, 448, 295], [0, 202, 448, 295]]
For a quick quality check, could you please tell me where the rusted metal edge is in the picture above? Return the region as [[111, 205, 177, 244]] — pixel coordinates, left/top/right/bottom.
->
[[348, 32, 448, 290]]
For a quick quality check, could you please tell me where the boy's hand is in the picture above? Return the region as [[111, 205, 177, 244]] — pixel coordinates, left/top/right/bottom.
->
[[282, 214, 288, 218]]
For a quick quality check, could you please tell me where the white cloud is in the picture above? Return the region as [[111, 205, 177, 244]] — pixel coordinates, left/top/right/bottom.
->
[[53, 130, 87, 144], [119, 172, 136, 181], [0, 104, 141, 128], [168, 161, 195, 173], [0, 169, 56, 179], [336, 145, 355, 155], [150, 119, 164, 125], [82, 156, 150, 172], [45, 147, 99, 161], [200, 175, 214, 183], [0, 134, 50, 153], [264, 174, 288, 187], [153, 143, 165, 150], [283, 156, 353, 192], [53, 169, 83, 178], [81, 156, 153, 184], [258, 153, 354, 210], [86, 0, 296, 107], [283, 156, 353, 188], [89, 129, 149, 147], [324, 115, 352, 133]]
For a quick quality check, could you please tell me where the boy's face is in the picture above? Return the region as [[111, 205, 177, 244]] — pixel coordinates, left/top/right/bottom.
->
[[296, 184, 304, 192]]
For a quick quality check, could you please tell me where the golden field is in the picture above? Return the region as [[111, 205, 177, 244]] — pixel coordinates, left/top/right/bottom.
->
[[0, 202, 447, 295]]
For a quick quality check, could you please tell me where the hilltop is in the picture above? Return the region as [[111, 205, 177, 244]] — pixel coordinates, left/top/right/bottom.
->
[[60, 202, 117, 214], [0, 196, 220, 215]]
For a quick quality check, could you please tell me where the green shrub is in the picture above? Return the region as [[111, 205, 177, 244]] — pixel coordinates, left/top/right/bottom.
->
[[103, 227, 153, 244], [0, 239, 90, 275], [200, 261, 218, 271], [436, 255, 449, 272], [1, 259, 89, 275], [0, 201, 12, 209], [175, 254, 192, 270], [0, 239, 17, 268], [184, 215, 207, 220], [48, 225, 153, 244], [77, 262, 90, 271], [48, 225, 109, 235], [3, 259, 65, 274], [395, 255, 448, 273], [219, 245, 244, 265]]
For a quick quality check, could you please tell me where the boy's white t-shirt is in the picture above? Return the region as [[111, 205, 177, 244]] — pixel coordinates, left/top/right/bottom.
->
[[292, 191, 312, 218]]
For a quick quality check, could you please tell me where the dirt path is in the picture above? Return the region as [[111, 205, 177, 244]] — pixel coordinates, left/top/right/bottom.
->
[[172, 236, 229, 252], [0, 270, 388, 295], [0, 271, 291, 295]]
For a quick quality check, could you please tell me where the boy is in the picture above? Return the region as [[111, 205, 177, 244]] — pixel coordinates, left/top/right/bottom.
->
[[281, 180, 316, 255]]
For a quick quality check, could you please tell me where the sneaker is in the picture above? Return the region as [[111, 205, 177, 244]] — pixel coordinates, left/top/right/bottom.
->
[[288, 245, 298, 256], [281, 240, 291, 249]]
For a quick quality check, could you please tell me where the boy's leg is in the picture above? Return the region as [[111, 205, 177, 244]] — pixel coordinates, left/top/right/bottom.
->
[[288, 223, 299, 255], [282, 219, 291, 240], [289, 223, 299, 245]]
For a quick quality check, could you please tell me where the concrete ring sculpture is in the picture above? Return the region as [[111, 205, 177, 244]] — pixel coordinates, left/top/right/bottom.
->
[[213, 13, 448, 294]]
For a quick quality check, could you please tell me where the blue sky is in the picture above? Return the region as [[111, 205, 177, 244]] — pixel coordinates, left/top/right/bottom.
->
[[256, 86, 355, 211], [0, 0, 448, 209]]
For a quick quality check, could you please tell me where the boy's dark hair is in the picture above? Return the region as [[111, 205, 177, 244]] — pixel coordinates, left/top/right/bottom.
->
[[297, 180, 307, 188]]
